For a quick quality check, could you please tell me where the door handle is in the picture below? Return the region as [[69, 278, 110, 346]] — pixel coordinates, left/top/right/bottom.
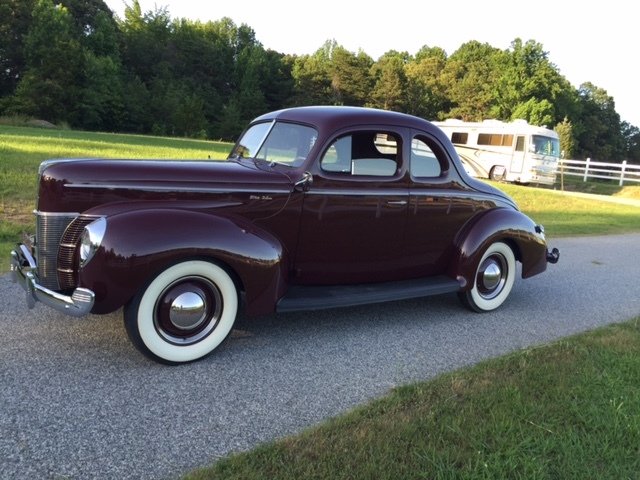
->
[[386, 200, 408, 206]]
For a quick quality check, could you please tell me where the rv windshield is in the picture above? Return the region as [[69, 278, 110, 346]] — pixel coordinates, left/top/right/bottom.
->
[[532, 135, 560, 157]]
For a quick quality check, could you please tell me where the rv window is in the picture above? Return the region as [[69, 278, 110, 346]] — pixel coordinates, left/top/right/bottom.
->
[[478, 134, 514, 147], [374, 133, 398, 155], [451, 132, 468, 145]]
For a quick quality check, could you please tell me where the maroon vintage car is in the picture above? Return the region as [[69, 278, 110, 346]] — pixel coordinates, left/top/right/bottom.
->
[[11, 106, 559, 364]]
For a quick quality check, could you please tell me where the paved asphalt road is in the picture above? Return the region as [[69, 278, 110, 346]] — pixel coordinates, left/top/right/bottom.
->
[[2, 233, 640, 479]]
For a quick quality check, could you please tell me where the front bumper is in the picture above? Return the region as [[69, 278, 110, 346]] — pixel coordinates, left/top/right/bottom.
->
[[10, 245, 95, 317]]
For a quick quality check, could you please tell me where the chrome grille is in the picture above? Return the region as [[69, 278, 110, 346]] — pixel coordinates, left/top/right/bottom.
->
[[36, 213, 78, 290], [58, 217, 94, 290]]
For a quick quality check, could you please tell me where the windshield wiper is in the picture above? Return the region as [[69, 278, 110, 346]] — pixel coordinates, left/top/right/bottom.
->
[[250, 157, 277, 169]]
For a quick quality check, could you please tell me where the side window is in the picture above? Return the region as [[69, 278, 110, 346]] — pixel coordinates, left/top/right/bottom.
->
[[451, 132, 468, 145], [321, 136, 352, 173], [478, 133, 513, 147], [320, 131, 400, 177], [410, 137, 443, 178]]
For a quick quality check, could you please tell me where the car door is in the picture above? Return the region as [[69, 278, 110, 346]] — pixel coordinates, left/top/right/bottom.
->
[[293, 129, 409, 284], [510, 135, 526, 174], [403, 131, 490, 277]]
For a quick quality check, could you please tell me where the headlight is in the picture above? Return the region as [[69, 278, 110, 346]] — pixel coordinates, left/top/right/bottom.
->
[[79, 217, 107, 267]]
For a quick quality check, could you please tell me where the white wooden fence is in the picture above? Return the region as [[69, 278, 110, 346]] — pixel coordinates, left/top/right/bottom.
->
[[558, 158, 640, 186]]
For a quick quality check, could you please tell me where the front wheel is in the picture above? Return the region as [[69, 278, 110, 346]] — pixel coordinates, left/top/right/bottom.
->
[[124, 260, 238, 364], [458, 242, 516, 312], [489, 165, 506, 181]]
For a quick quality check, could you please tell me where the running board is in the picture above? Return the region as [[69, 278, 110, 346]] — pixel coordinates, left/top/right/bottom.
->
[[277, 275, 462, 313]]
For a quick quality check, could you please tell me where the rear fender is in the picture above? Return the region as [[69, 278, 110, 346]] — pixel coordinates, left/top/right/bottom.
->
[[447, 208, 548, 290], [78, 209, 287, 315]]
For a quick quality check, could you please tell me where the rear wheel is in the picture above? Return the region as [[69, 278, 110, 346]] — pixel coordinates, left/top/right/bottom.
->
[[458, 242, 516, 312], [124, 260, 238, 364]]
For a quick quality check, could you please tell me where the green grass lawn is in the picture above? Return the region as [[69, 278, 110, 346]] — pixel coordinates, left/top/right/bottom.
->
[[495, 182, 640, 237], [186, 319, 640, 480]]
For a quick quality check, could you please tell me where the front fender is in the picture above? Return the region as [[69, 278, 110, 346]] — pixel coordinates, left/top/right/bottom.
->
[[447, 208, 548, 290], [78, 209, 287, 315]]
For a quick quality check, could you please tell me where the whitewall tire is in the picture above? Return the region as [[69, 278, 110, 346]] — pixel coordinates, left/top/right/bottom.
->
[[124, 260, 238, 364], [459, 242, 516, 312]]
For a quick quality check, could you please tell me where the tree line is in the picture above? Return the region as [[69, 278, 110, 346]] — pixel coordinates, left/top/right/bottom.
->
[[1, 0, 639, 161]]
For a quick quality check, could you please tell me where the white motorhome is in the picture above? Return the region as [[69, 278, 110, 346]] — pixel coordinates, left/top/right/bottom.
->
[[433, 119, 560, 185]]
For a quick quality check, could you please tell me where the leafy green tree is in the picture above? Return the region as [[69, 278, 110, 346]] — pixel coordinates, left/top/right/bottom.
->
[[621, 122, 640, 162], [492, 39, 579, 128], [119, 1, 172, 83], [574, 82, 625, 161], [404, 45, 449, 120], [58, 0, 117, 42], [169, 18, 235, 134], [328, 45, 373, 106], [76, 9, 124, 130], [120, 73, 152, 133], [202, 17, 243, 102], [440, 41, 502, 120], [79, 52, 124, 130], [197, 19, 285, 138], [555, 117, 576, 159], [260, 49, 294, 110], [215, 98, 243, 140], [172, 90, 208, 138], [10, 0, 84, 123], [368, 50, 409, 111], [511, 98, 555, 127], [291, 42, 334, 106], [219, 22, 270, 137], [493, 40, 548, 118], [235, 46, 268, 122], [119, 7, 232, 137], [81, 3, 120, 56], [0, 0, 36, 100]]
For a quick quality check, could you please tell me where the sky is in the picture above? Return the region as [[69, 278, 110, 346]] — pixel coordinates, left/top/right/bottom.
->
[[104, 0, 639, 128]]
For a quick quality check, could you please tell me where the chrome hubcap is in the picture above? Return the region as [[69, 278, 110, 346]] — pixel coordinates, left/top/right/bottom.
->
[[154, 276, 223, 345], [477, 255, 507, 300], [482, 261, 502, 291], [169, 292, 206, 330]]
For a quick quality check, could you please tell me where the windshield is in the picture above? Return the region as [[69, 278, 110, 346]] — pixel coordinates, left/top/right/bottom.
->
[[532, 135, 560, 157], [230, 121, 318, 167], [229, 121, 272, 160]]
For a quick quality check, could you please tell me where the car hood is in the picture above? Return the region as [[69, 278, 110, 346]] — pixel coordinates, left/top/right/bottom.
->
[[36, 158, 294, 213]]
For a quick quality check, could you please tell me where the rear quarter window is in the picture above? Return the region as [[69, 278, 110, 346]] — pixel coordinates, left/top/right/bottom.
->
[[410, 137, 443, 178]]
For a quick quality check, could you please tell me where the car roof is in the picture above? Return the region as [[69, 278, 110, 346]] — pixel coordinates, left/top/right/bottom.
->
[[252, 106, 435, 134]]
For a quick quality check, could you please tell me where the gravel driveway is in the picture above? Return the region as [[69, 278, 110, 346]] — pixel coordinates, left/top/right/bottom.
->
[[2, 233, 640, 479]]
